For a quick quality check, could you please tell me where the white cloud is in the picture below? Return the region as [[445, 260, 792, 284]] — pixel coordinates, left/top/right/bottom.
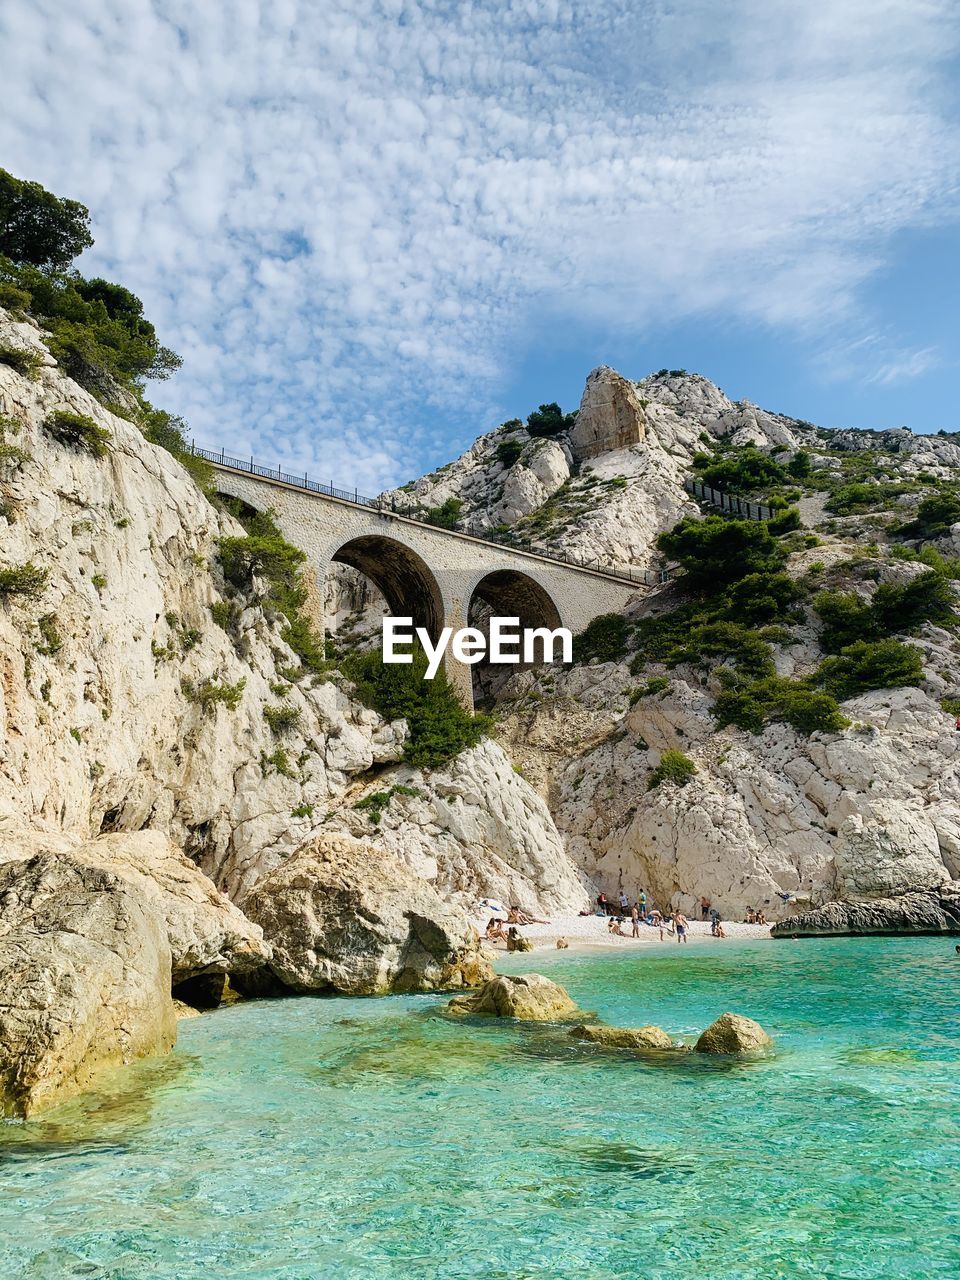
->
[[1, 0, 958, 489]]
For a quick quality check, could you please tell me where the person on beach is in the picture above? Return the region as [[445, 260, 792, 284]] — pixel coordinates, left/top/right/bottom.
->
[[631, 903, 640, 938], [700, 895, 711, 920], [619, 890, 630, 913], [674, 911, 688, 943], [755, 908, 767, 926], [608, 917, 626, 937], [507, 905, 549, 925], [638, 889, 647, 918], [714, 919, 727, 938], [485, 918, 507, 942], [745, 907, 756, 924], [596, 892, 608, 916]]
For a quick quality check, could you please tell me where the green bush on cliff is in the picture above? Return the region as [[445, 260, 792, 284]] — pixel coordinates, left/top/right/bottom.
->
[[814, 571, 956, 649], [0, 343, 44, 379], [526, 402, 576, 438], [573, 612, 630, 664], [647, 749, 697, 790], [344, 646, 491, 769], [495, 439, 524, 468], [696, 446, 787, 494], [657, 515, 786, 588], [815, 639, 924, 701], [217, 504, 326, 674], [43, 410, 111, 458], [0, 561, 48, 599], [424, 497, 463, 529]]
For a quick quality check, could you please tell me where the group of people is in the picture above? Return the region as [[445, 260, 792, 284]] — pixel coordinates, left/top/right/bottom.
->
[[483, 903, 551, 951], [597, 891, 691, 943]]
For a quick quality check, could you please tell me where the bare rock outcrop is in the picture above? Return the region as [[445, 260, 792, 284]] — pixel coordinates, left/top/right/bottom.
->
[[569, 365, 647, 460], [447, 972, 580, 1020], [570, 1023, 673, 1050], [241, 833, 491, 995], [771, 884, 960, 937], [0, 853, 176, 1117], [0, 826, 269, 982], [694, 1012, 772, 1055]]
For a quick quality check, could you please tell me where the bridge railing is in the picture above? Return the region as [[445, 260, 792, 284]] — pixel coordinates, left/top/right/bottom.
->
[[684, 478, 774, 521], [192, 444, 672, 588]]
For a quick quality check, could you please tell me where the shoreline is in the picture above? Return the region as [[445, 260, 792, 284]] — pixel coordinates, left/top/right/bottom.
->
[[470, 910, 774, 956]]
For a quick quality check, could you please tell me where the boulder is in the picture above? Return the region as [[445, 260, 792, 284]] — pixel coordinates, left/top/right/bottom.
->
[[0, 827, 270, 982], [569, 365, 647, 461], [0, 853, 176, 1118], [241, 833, 492, 995], [447, 972, 580, 1021], [771, 885, 960, 937], [694, 1012, 772, 1055], [570, 1023, 674, 1050]]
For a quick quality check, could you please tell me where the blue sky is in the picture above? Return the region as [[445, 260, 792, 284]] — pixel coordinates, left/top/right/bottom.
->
[[2, 1, 959, 492]]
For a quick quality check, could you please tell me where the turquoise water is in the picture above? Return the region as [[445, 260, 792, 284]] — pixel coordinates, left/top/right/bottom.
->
[[2, 937, 959, 1279]]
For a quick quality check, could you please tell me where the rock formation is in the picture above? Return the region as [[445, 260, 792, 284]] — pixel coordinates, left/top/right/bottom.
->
[[0, 853, 176, 1117], [570, 1023, 674, 1050], [447, 972, 581, 1020], [241, 833, 491, 995], [569, 366, 647, 460], [771, 884, 960, 936], [694, 1012, 773, 1054]]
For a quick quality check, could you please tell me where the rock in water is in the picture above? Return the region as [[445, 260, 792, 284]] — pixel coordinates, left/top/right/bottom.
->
[[241, 833, 491, 995], [447, 973, 580, 1020], [0, 853, 176, 1118], [694, 1012, 772, 1055], [771, 885, 960, 937], [570, 1024, 674, 1050], [568, 365, 647, 460]]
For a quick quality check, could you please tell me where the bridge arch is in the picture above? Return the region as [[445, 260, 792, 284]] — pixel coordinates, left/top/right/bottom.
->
[[330, 534, 445, 643], [467, 569, 565, 704]]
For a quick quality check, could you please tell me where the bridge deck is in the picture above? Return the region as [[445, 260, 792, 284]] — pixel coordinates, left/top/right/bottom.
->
[[197, 445, 668, 589]]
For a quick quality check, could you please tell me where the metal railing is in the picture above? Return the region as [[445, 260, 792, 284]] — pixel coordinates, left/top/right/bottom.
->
[[684, 478, 774, 521], [193, 443, 671, 587]]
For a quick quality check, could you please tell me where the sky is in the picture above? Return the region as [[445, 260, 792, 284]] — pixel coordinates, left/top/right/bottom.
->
[[2, 0, 960, 494]]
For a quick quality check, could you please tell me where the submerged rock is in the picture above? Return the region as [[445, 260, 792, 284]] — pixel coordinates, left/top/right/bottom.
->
[[570, 1023, 674, 1050], [694, 1012, 772, 1055], [447, 973, 580, 1021], [242, 833, 492, 995], [0, 853, 176, 1118], [771, 885, 960, 937]]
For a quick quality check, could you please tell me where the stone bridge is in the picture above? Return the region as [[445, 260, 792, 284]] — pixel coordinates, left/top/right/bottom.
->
[[204, 453, 650, 708]]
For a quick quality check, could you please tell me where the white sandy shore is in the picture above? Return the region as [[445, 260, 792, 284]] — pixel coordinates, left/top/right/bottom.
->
[[469, 909, 773, 956]]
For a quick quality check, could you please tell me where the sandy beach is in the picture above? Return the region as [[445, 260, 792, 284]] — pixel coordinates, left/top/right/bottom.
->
[[470, 909, 773, 955]]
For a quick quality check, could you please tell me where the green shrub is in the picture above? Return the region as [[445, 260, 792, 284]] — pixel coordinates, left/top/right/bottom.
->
[[713, 675, 848, 735], [815, 571, 956, 649], [647, 748, 697, 790], [787, 450, 812, 479], [353, 783, 421, 825], [766, 506, 801, 535], [344, 646, 490, 769], [721, 572, 802, 625], [526, 402, 576, 437], [898, 491, 960, 540], [0, 282, 31, 313], [698, 447, 787, 493], [261, 747, 294, 778], [264, 703, 302, 735], [217, 504, 326, 673], [424, 497, 463, 529], [183, 676, 246, 713], [0, 561, 48, 598], [813, 589, 877, 648], [629, 676, 670, 704], [0, 343, 43, 379], [91, 573, 107, 591], [657, 515, 786, 589], [815, 639, 924, 700], [209, 600, 237, 629], [43, 410, 111, 457], [572, 613, 630, 664], [142, 408, 212, 490], [940, 697, 960, 717], [35, 613, 62, 655], [291, 803, 314, 819], [495, 439, 524, 468]]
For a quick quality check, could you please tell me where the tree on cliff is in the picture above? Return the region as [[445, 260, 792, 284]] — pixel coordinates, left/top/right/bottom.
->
[[0, 168, 93, 271]]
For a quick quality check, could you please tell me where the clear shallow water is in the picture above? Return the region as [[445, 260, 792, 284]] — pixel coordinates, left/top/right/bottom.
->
[[2, 937, 959, 1280]]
